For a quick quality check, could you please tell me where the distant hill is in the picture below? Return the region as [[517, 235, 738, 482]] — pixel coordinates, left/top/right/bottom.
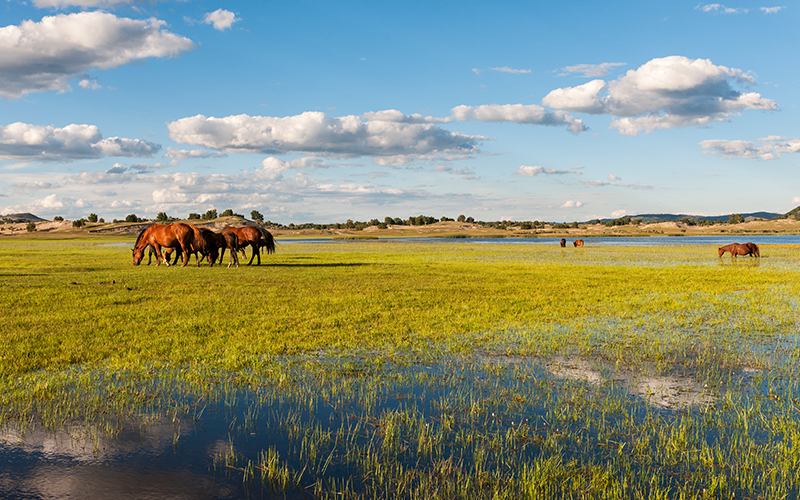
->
[[776, 206, 800, 220], [1, 213, 47, 222], [599, 211, 783, 223]]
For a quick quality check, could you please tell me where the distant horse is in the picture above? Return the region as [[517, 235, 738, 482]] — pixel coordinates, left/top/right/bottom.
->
[[221, 226, 275, 265], [573, 239, 584, 247], [718, 242, 760, 259], [560, 238, 566, 247], [132, 223, 193, 267]]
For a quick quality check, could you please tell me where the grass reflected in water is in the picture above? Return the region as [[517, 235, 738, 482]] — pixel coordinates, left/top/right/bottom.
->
[[3, 336, 800, 499]]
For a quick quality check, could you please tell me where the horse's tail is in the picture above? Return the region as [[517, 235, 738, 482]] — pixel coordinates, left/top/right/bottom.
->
[[259, 227, 276, 254]]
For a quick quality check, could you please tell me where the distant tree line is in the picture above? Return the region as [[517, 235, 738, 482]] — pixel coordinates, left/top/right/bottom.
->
[[45, 209, 764, 228]]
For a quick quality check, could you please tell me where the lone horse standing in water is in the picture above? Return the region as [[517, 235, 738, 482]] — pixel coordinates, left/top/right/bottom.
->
[[132, 223, 194, 267], [718, 242, 760, 259]]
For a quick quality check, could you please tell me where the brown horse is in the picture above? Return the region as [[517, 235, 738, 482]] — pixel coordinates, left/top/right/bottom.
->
[[132, 223, 193, 267], [186, 226, 219, 266], [201, 229, 240, 268], [560, 238, 566, 247], [221, 226, 275, 265], [718, 242, 760, 258], [573, 239, 584, 247]]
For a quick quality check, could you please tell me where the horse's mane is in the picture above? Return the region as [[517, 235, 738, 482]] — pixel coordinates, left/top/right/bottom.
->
[[133, 224, 152, 248]]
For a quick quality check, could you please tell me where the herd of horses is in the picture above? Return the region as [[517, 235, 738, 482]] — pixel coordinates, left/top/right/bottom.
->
[[132, 223, 275, 267], [131, 225, 762, 268]]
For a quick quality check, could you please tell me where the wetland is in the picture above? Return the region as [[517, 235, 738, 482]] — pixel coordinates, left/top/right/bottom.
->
[[2, 237, 800, 498]]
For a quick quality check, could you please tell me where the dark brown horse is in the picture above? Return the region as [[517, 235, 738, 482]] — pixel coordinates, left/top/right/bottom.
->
[[221, 226, 275, 265], [202, 229, 240, 268], [573, 239, 584, 247], [186, 226, 219, 266], [560, 238, 566, 247], [718, 242, 760, 258], [132, 223, 193, 267]]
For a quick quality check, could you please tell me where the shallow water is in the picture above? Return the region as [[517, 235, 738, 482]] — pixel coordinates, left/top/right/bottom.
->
[[103, 234, 800, 247], [2, 348, 794, 499]]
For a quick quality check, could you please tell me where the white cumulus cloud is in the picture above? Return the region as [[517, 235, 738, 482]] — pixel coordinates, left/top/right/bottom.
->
[[0, 11, 194, 99], [699, 136, 800, 159], [451, 104, 587, 134], [0, 122, 160, 161], [203, 9, 240, 31], [561, 200, 584, 208], [543, 56, 776, 135], [166, 111, 485, 164]]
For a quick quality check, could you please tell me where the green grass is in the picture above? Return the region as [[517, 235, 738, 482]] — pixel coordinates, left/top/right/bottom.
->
[[1, 238, 799, 376], [3, 238, 800, 498]]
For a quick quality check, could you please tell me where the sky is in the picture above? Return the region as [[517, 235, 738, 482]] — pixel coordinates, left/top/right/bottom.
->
[[0, 1, 798, 223]]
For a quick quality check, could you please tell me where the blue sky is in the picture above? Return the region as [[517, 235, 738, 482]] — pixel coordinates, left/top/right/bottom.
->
[[1, 1, 797, 223]]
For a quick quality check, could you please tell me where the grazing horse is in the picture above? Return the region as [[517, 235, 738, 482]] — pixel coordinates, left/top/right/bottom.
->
[[719, 242, 759, 259], [132, 223, 193, 267], [201, 229, 240, 268], [221, 226, 275, 265], [743, 242, 760, 257], [560, 238, 566, 247], [573, 239, 584, 247], [186, 226, 219, 267]]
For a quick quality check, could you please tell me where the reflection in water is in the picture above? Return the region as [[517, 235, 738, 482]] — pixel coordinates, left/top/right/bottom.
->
[[546, 355, 717, 410], [0, 350, 791, 499]]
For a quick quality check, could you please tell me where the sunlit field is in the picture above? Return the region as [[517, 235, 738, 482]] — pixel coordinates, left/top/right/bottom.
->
[[3, 237, 800, 498]]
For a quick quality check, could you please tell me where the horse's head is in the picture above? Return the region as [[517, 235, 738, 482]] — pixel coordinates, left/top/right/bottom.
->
[[717, 247, 725, 257], [132, 246, 144, 266]]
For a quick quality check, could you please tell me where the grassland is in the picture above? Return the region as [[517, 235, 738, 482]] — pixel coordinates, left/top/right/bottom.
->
[[3, 236, 800, 498]]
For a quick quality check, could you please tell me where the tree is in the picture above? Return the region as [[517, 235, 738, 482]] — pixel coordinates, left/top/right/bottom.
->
[[73, 219, 86, 228], [125, 214, 139, 223], [729, 213, 744, 224], [156, 212, 170, 222], [221, 209, 235, 217], [457, 214, 466, 222], [188, 213, 201, 220], [251, 210, 264, 222], [87, 213, 98, 223], [26, 222, 37, 232], [202, 209, 217, 220], [99, 218, 105, 223], [53, 216, 64, 221]]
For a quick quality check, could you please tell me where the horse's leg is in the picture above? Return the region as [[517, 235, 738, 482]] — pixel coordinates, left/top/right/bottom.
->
[[180, 243, 190, 267], [231, 244, 240, 268], [154, 244, 165, 266], [247, 243, 257, 265]]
